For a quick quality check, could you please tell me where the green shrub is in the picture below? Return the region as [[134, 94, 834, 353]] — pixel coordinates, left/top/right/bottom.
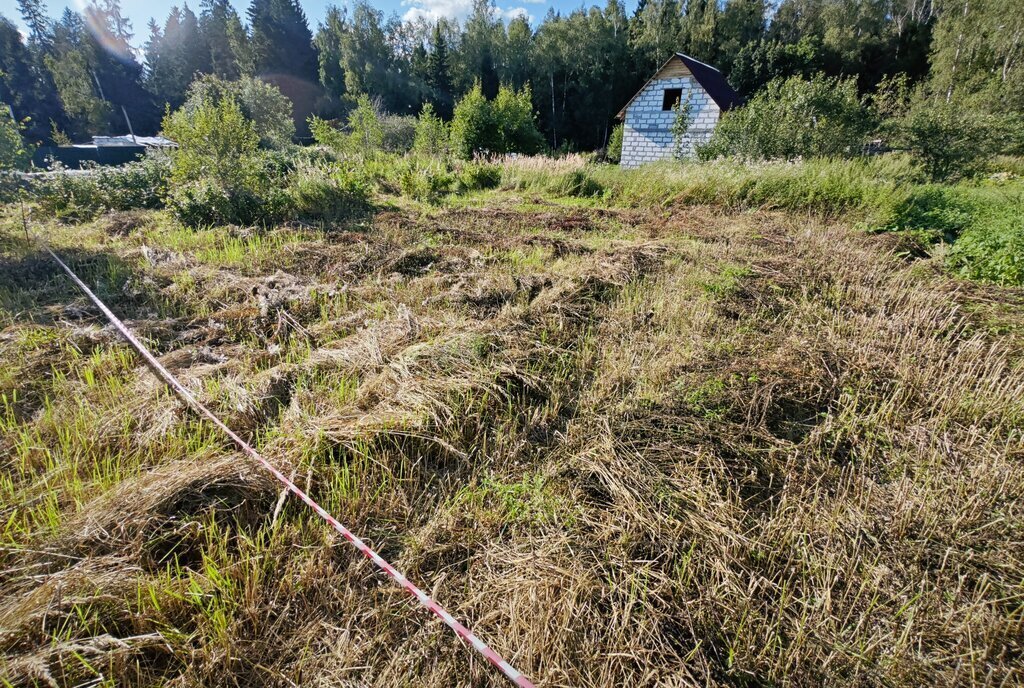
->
[[35, 155, 171, 221], [491, 84, 544, 156], [413, 103, 451, 158], [181, 75, 295, 149], [889, 99, 1003, 182], [286, 162, 372, 222], [451, 83, 543, 159], [553, 169, 604, 198], [698, 74, 872, 161], [451, 84, 495, 158], [872, 185, 975, 243], [163, 98, 285, 226], [0, 107, 33, 171], [347, 95, 384, 155], [310, 95, 385, 157], [606, 123, 624, 164], [309, 116, 348, 152]]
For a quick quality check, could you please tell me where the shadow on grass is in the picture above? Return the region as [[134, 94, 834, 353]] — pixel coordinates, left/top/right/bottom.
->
[[0, 243, 172, 325]]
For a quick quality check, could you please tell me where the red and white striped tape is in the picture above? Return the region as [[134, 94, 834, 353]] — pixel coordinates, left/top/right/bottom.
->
[[42, 244, 535, 688]]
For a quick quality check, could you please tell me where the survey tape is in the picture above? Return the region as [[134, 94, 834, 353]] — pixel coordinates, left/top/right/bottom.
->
[[40, 243, 535, 688]]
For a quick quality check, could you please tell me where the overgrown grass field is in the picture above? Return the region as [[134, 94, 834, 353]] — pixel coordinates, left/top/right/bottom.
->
[[2, 157, 1024, 686]]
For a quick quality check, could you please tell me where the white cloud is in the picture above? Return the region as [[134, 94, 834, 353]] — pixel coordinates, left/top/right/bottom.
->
[[499, 7, 533, 21], [402, 0, 541, 24]]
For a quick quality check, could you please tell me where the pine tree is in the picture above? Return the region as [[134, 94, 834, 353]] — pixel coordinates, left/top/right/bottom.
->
[[314, 5, 346, 97], [426, 22, 454, 117], [17, 0, 50, 45], [247, 0, 317, 81], [248, 0, 319, 135], [200, 0, 248, 80]]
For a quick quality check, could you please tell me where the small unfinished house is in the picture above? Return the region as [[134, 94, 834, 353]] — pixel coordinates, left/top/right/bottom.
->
[[617, 53, 742, 168]]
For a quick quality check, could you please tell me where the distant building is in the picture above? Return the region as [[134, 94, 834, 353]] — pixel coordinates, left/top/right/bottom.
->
[[34, 135, 176, 168], [616, 54, 741, 168], [90, 135, 177, 149]]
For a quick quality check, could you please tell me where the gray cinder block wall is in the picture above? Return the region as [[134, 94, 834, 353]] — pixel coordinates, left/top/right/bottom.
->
[[620, 77, 721, 169]]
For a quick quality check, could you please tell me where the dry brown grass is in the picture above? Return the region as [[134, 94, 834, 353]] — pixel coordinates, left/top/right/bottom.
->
[[1, 197, 1023, 687]]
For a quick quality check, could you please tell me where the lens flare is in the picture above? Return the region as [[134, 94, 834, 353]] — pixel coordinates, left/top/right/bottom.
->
[[77, 0, 136, 63]]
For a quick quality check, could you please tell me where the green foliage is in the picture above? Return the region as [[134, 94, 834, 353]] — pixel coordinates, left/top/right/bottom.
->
[[179, 75, 295, 149], [698, 74, 872, 161], [35, 155, 171, 221], [947, 191, 1024, 286], [309, 116, 348, 152], [451, 83, 543, 159], [0, 108, 33, 171], [162, 98, 285, 226], [456, 160, 501, 192], [451, 83, 494, 158], [397, 157, 455, 203], [285, 161, 371, 222], [670, 92, 695, 160], [413, 103, 451, 158], [346, 95, 384, 154], [876, 180, 1024, 286], [555, 168, 605, 198], [872, 185, 975, 244], [491, 83, 544, 155], [888, 98, 1003, 182], [606, 123, 624, 164]]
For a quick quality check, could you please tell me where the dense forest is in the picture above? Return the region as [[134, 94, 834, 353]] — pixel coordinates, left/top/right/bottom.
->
[[0, 0, 1021, 150]]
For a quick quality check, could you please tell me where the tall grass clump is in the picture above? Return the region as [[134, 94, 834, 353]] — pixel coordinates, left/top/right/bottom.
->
[[285, 161, 372, 223], [588, 157, 908, 219]]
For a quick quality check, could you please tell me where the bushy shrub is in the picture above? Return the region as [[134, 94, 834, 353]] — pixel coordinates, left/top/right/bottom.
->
[[553, 169, 604, 198], [347, 95, 384, 155], [35, 154, 171, 221], [0, 108, 33, 171], [181, 75, 295, 149], [451, 83, 543, 158], [163, 98, 285, 226], [698, 74, 872, 161], [310, 95, 385, 157], [309, 116, 348, 152], [286, 162, 372, 222], [451, 85, 494, 159], [414, 104, 451, 158], [491, 84, 545, 156], [889, 99, 1003, 182], [606, 123, 624, 164], [872, 185, 975, 243]]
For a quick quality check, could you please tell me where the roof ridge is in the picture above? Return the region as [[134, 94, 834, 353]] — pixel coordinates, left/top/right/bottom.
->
[[676, 53, 721, 73]]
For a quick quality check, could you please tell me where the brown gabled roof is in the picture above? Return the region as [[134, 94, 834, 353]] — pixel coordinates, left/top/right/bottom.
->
[[615, 53, 743, 119]]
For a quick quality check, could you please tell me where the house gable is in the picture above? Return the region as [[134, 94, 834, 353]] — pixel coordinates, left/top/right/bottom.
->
[[616, 54, 740, 119], [616, 53, 739, 168]]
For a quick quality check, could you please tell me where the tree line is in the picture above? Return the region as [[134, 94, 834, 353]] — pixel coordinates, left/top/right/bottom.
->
[[1, 0, 1021, 152]]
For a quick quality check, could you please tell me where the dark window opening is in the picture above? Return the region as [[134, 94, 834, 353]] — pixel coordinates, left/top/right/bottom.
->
[[662, 88, 682, 111]]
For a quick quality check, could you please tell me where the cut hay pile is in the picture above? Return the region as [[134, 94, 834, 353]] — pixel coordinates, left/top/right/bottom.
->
[[1, 200, 1022, 686]]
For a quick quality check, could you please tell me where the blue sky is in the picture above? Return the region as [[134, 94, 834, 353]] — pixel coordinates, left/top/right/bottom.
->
[[0, 0, 635, 45]]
